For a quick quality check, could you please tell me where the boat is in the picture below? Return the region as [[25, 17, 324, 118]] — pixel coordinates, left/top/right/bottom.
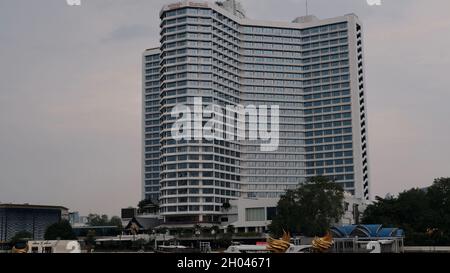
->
[[224, 243, 313, 253], [155, 244, 200, 253]]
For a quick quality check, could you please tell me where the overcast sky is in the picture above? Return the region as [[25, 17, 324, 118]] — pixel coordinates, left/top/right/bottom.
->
[[1, 0, 449, 216]]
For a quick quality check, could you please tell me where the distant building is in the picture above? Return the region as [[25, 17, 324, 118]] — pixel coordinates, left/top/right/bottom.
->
[[121, 207, 138, 227], [68, 212, 89, 227], [121, 208, 138, 221], [0, 204, 68, 241], [68, 212, 80, 225]]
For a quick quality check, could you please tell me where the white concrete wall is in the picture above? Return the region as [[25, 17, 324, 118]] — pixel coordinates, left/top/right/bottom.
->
[[222, 195, 368, 231]]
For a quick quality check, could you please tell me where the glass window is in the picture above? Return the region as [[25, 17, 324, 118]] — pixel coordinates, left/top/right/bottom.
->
[[245, 208, 265, 221]]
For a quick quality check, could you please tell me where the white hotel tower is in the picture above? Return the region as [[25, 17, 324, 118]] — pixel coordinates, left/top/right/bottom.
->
[[143, 0, 370, 226]]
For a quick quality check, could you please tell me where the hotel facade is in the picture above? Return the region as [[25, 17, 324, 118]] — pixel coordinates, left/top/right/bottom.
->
[[143, 0, 370, 227]]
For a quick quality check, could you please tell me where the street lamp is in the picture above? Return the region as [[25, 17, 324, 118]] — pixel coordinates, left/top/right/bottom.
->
[[211, 229, 217, 250], [152, 229, 157, 251]]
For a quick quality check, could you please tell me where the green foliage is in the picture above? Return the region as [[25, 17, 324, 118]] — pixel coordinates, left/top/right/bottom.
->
[[44, 220, 77, 240], [109, 216, 123, 228], [201, 227, 211, 234], [172, 228, 184, 236], [216, 236, 232, 248], [226, 225, 235, 234], [178, 228, 194, 237], [193, 224, 201, 232], [137, 199, 159, 214], [222, 202, 231, 210], [85, 230, 96, 250], [269, 176, 345, 237], [87, 214, 108, 226], [362, 177, 450, 246], [87, 214, 122, 228], [137, 199, 154, 210], [155, 227, 168, 234], [9, 231, 33, 244], [211, 225, 220, 233]]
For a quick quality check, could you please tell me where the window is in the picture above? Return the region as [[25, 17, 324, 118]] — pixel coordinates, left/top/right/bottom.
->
[[245, 208, 265, 221]]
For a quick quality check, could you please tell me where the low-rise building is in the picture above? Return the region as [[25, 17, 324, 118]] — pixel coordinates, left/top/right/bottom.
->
[[220, 198, 278, 233], [121, 207, 162, 232], [0, 203, 68, 241], [220, 194, 368, 233]]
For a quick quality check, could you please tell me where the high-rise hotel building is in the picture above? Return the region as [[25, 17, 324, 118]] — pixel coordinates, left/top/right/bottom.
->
[[143, 0, 370, 224]]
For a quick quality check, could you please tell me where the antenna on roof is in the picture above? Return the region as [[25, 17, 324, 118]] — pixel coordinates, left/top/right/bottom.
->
[[306, 0, 309, 16]]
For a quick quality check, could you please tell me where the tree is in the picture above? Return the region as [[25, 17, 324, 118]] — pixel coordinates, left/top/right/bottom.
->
[[138, 199, 154, 210], [226, 225, 235, 234], [87, 214, 122, 227], [44, 220, 77, 240], [193, 224, 202, 237], [137, 199, 159, 214], [269, 176, 344, 237], [9, 231, 33, 244], [87, 214, 109, 226], [427, 177, 450, 230], [201, 226, 211, 235], [172, 228, 184, 237], [222, 201, 231, 211], [156, 227, 168, 235], [362, 189, 433, 231], [85, 230, 96, 252], [109, 216, 123, 228], [362, 177, 450, 245]]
